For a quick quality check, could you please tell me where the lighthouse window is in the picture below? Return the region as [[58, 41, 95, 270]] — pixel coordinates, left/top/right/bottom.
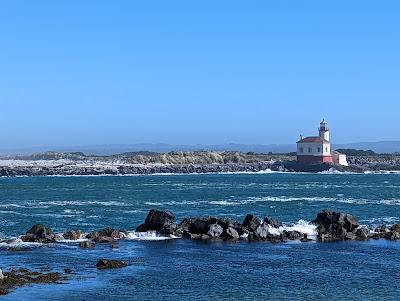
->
[[325, 147, 328, 152], [317, 147, 321, 153], [308, 147, 312, 153], [300, 147, 303, 153]]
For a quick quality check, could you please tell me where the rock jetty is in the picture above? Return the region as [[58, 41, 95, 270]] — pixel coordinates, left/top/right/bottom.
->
[[13, 209, 400, 246]]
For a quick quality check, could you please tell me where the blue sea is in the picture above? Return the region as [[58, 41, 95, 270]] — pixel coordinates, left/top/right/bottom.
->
[[1, 172, 400, 300]]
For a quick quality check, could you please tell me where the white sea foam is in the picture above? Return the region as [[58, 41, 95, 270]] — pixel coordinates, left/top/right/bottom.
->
[[209, 200, 236, 206], [267, 220, 317, 238], [125, 231, 178, 241]]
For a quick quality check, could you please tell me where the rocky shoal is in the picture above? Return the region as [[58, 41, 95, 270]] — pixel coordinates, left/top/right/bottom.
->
[[10, 209, 400, 245]]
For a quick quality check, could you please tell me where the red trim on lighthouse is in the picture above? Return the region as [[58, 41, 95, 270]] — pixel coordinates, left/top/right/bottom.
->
[[297, 155, 333, 164]]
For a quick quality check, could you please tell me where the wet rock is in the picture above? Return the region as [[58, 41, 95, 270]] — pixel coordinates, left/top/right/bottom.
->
[[313, 210, 359, 232], [207, 224, 223, 238], [255, 224, 269, 240], [222, 227, 240, 240], [284, 230, 302, 240], [136, 209, 177, 235], [355, 228, 369, 240], [390, 224, 400, 233], [386, 231, 400, 240], [86, 228, 123, 243], [264, 217, 282, 228], [21, 224, 56, 243], [0, 268, 62, 295], [96, 259, 128, 270], [313, 210, 360, 241], [269, 234, 284, 243], [63, 230, 81, 240], [189, 218, 210, 234], [177, 218, 195, 233], [300, 233, 312, 242], [243, 214, 261, 232], [345, 232, 357, 240], [188, 233, 202, 240], [64, 268, 73, 274], [374, 225, 387, 233], [79, 241, 95, 248]]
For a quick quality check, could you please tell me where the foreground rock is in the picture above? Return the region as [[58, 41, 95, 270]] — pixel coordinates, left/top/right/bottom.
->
[[0, 268, 63, 295], [96, 259, 128, 270], [86, 228, 126, 243], [63, 230, 81, 240], [313, 210, 361, 241], [136, 209, 177, 235], [21, 224, 56, 243], [79, 241, 96, 248]]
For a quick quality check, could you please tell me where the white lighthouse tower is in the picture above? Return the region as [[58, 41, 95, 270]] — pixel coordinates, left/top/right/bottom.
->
[[319, 119, 330, 142]]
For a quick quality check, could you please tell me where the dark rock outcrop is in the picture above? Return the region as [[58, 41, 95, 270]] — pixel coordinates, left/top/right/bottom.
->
[[390, 224, 400, 233], [0, 268, 62, 295], [222, 227, 240, 240], [86, 228, 124, 243], [136, 209, 177, 235], [21, 224, 56, 243], [313, 210, 360, 241], [242, 215, 261, 232], [207, 223, 224, 238], [63, 230, 81, 240], [264, 217, 282, 228], [79, 241, 96, 248], [96, 259, 128, 270]]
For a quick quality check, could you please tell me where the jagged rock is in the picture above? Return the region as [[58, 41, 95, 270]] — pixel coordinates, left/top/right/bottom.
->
[[375, 225, 387, 233], [300, 233, 312, 242], [243, 214, 261, 232], [313, 210, 359, 232], [264, 217, 282, 228], [255, 224, 269, 240], [86, 228, 122, 243], [136, 209, 176, 235], [390, 224, 400, 233], [21, 224, 56, 243], [345, 232, 357, 240], [284, 230, 302, 240], [355, 228, 369, 240], [189, 218, 210, 234], [386, 231, 400, 240], [207, 224, 223, 238], [96, 259, 128, 270], [178, 218, 195, 233], [222, 227, 240, 240], [269, 234, 284, 243], [79, 241, 95, 248], [63, 230, 81, 240]]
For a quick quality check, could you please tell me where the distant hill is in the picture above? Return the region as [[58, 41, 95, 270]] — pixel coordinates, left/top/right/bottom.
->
[[1, 141, 400, 156]]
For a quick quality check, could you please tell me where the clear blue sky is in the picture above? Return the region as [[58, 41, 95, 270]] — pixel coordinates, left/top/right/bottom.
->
[[1, 1, 399, 148]]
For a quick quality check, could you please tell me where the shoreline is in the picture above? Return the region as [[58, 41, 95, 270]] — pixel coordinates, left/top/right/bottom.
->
[[1, 159, 400, 177]]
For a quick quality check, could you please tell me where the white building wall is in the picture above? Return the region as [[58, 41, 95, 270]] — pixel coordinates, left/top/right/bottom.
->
[[332, 153, 348, 166], [320, 131, 330, 142], [297, 142, 326, 156]]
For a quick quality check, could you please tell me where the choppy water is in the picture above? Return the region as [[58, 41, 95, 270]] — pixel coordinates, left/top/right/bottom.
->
[[1, 173, 400, 300]]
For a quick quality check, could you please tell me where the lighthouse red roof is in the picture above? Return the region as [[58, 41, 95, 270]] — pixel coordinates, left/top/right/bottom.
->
[[297, 136, 329, 143]]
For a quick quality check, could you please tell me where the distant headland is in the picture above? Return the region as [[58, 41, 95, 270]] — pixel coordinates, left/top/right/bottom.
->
[[0, 148, 400, 177]]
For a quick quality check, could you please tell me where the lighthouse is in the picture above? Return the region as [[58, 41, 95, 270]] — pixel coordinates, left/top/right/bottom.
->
[[319, 119, 330, 142], [296, 119, 348, 166]]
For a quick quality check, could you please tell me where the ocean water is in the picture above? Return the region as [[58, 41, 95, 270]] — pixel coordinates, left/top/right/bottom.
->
[[1, 173, 400, 300]]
